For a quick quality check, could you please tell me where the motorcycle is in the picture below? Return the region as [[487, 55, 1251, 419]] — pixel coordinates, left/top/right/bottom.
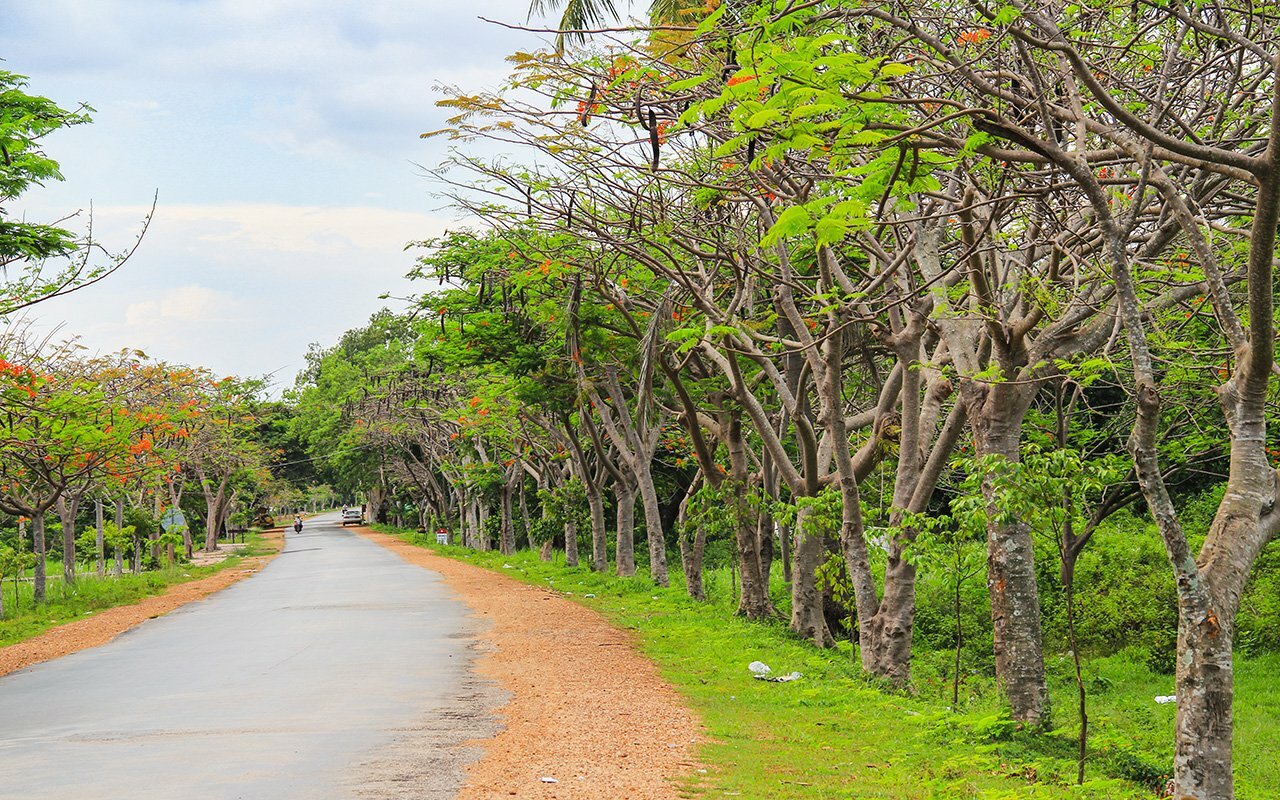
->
[[293, 519, 303, 533]]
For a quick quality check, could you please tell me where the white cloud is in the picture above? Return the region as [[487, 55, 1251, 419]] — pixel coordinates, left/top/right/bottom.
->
[[2, 0, 538, 160], [0, 0, 534, 390], [98, 202, 454, 266], [18, 202, 465, 389], [124, 285, 237, 326]]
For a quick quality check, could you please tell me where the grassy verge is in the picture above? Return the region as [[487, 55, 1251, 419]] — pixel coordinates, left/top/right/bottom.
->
[[374, 525, 1270, 799], [0, 530, 276, 648]]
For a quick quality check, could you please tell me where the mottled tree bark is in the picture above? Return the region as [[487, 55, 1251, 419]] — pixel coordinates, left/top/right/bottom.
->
[[676, 478, 706, 601], [32, 513, 47, 603], [498, 467, 517, 556], [969, 389, 1049, 727], [586, 480, 607, 572], [563, 517, 578, 567], [790, 505, 833, 647], [94, 499, 105, 578], [633, 460, 669, 586], [725, 415, 773, 618], [615, 480, 636, 577], [114, 500, 125, 577], [57, 495, 79, 586]]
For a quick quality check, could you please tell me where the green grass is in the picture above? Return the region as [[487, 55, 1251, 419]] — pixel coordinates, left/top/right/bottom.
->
[[379, 526, 1268, 799], [0, 531, 276, 648]]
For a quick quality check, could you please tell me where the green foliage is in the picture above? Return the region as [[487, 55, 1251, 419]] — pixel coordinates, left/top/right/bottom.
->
[[0, 70, 89, 263]]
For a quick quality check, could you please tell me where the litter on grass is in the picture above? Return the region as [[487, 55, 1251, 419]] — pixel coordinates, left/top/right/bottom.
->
[[748, 661, 802, 682], [1154, 695, 1177, 704]]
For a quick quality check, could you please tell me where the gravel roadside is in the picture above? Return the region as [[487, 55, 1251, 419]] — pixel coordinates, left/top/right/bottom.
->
[[356, 529, 705, 800]]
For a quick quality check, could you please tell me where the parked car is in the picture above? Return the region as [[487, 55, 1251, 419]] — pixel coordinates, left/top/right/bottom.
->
[[341, 509, 364, 526]]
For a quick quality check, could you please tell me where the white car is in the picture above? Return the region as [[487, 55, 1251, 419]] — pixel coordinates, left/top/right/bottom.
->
[[340, 509, 364, 526]]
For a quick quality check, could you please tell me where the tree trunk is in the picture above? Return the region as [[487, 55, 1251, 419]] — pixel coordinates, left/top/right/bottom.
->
[[1172, 594, 1234, 798], [57, 496, 79, 586], [564, 518, 578, 567], [464, 496, 476, 549], [95, 499, 105, 577], [732, 492, 769, 617], [498, 477, 516, 556], [861, 554, 917, 683], [200, 473, 229, 553], [586, 478, 608, 572], [537, 472, 553, 561], [466, 493, 481, 549], [615, 481, 636, 577], [204, 500, 221, 552], [476, 498, 490, 551], [779, 522, 792, 583], [518, 476, 531, 549], [114, 500, 125, 576], [725, 415, 772, 617], [32, 513, 47, 603], [759, 452, 778, 585], [151, 492, 162, 563], [757, 509, 775, 594], [633, 461, 669, 587], [368, 483, 389, 525], [676, 480, 706, 602], [971, 395, 1049, 727], [790, 505, 833, 646]]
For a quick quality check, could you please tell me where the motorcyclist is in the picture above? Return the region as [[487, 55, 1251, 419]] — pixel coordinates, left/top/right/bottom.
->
[[293, 513, 303, 533]]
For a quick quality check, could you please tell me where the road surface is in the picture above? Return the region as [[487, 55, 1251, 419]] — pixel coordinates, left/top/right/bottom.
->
[[0, 513, 496, 800]]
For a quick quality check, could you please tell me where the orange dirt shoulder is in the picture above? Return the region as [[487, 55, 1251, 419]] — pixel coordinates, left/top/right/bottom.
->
[[356, 529, 705, 800]]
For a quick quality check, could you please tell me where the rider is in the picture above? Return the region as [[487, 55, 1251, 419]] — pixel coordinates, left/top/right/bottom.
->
[[293, 513, 303, 533]]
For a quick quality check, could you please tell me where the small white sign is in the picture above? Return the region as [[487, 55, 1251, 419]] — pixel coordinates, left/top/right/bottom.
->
[[160, 508, 187, 532]]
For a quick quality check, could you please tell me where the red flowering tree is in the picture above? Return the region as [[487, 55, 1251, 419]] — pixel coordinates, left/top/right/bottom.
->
[[0, 337, 145, 600]]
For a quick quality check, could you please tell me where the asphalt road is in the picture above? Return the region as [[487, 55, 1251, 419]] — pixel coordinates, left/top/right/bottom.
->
[[0, 513, 495, 800]]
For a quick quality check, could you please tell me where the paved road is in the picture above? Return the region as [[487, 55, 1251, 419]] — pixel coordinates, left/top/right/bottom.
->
[[0, 513, 494, 800]]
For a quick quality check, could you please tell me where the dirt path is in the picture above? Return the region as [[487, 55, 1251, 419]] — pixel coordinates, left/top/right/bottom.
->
[[356, 529, 705, 800], [0, 531, 283, 679]]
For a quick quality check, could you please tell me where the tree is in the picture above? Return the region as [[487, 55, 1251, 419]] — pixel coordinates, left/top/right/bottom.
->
[[1, 69, 147, 315], [0, 333, 146, 600]]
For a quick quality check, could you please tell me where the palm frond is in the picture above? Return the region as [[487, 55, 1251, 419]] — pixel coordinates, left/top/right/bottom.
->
[[528, 0, 621, 51], [648, 0, 687, 25]]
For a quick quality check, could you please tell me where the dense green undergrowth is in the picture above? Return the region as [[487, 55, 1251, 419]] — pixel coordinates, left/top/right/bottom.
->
[[375, 524, 1277, 799], [0, 531, 274, 648]]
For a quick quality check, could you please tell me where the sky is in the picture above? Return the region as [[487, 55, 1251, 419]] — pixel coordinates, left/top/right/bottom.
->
[[0, 0, 556, 392]]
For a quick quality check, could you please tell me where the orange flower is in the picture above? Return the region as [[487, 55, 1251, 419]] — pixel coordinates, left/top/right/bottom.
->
[[726, 74, 757, 86], [958, 29, 991, 45]]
